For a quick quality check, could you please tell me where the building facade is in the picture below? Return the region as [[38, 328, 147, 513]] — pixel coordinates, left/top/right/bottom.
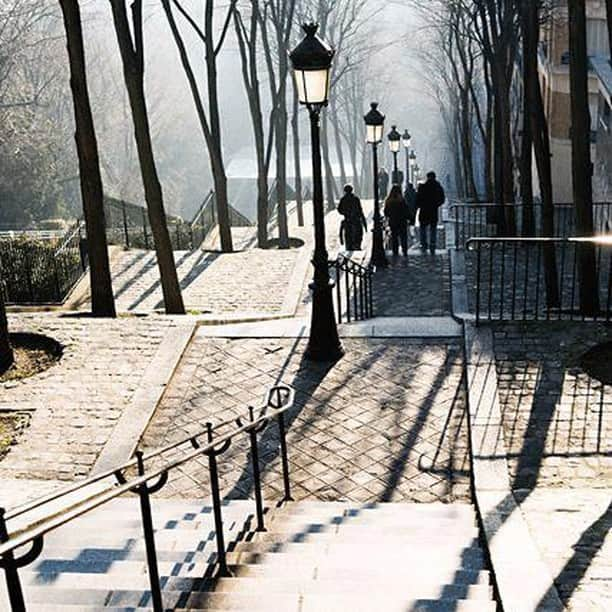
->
[[537, 0, 610, 203]]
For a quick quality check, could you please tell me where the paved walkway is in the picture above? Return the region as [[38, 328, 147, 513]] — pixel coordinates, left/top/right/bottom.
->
[[140, 334, 470, 503], [493, 322, 611, 611], [0, 313, 187, 481]]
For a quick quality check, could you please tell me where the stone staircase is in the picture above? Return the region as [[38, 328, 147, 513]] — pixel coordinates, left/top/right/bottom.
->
[[1, 499, 496, 611]]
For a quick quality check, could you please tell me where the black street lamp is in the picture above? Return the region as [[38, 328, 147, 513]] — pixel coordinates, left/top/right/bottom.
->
[[364, 102, 388, 268], [388, 125, 401, 186], [402, 129, 412, 185], [290, 23, 343, 362]]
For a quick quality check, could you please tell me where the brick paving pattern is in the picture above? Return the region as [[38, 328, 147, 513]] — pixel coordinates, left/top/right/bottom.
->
[[373, 253, 451, 317], [140, 336, 470, 503], [493, 322, 611, 610], [110, 245, 300, 315], [0, 314, 176, 480]]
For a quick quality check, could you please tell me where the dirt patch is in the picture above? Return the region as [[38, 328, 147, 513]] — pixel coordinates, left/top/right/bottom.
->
[[0, 414, 30, 459], [580, 341, 612, 385], [0, 333, 62, 383]]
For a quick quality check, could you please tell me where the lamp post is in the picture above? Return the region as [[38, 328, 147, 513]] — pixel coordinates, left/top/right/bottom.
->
[[388, 125, 401, 186], [290, 23, 343, 362], [364, 102, 388, 268], [402, 129, 412, 186], [409, 150, 417, 185]]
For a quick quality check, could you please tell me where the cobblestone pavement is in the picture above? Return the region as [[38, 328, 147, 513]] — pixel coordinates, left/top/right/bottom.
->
[[140, 336, 470, 503], [493, 322, 611, 610], [0, 314, 177, 480], [110, 241, 300, 315], [373, 253, 451, 317]]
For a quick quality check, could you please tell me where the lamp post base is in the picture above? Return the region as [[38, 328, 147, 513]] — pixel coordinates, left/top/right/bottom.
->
[[305, 280, 344, 362], [370, 226, 388, 268]]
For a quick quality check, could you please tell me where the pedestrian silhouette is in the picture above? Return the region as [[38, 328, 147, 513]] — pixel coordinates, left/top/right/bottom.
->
[[384, 185, 409, 257], [416, 171, 445, 255], [337, 184, 367, 250], [404, 181, 418, 242], [377, 168, 389, 200]]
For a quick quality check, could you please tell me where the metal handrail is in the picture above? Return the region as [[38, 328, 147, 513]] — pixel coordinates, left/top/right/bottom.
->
[[0, 384, 295, 611], [329, 254, 374, 323], [467, 235, 612, 247], [190, 190, 214, 227], [4, 386, 292, 523]]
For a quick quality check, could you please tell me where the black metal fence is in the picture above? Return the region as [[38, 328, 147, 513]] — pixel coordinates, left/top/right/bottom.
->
[[468, 236, 612, 324], [190, 190, 216, 249], [0, 385, 295, 612], [0, 222, 88, 305], [104, 197, 192, 251], [328, 254, 374, 323], [451, 202, 612, 249]]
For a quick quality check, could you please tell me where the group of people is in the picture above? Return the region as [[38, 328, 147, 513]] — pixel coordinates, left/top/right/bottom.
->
[[337, 170, 445, 256]]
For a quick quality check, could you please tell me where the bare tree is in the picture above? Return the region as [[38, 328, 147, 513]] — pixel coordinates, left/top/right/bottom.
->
[[108, 0, 184, 314], [161, 0, 235, 253], [234, 0, 278, 245], [568, 0, 598, 315], [59, 0, 116, 318]]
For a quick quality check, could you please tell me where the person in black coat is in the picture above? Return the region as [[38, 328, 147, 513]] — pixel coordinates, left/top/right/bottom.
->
[[377, 168, 389, 200], [337, 185, 367, 250], [384, 185, 409, 256], [416, 171, 445, 254], [404, 182, 418, 241]]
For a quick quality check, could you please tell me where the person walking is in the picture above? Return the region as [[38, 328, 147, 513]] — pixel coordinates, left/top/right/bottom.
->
[[377, 168, 389, 200], [337, 184, 367, 250], [404, 181, 418, 242], [416, 171, 445, 254], [384, 185, 409, 256]]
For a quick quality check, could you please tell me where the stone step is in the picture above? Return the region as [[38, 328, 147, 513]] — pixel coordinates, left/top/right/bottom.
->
[[241, 527, 481, 544], [224, 549, 486, 570], [263, 516, 477, 532], [9, 587, 495, 610], [228, 564, 491, 585], [6, 574, 492, 600], [234, 538, 481, 553]]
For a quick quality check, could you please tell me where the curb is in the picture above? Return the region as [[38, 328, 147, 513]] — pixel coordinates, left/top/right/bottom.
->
[[463, 322, 564, 612]]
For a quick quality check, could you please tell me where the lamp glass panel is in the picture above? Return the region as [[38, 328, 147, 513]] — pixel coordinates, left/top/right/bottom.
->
[[403, 137, 412, 149], [294, 68, 329, 105], [366, 124, 383, 144], [389, 140, 401, 153]]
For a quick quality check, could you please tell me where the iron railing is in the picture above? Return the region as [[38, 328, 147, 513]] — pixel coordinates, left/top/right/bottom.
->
[[190, 190, 216, 249], [467, 236, 612, 324], [328, 254, 374, 323], [451, 202, 612, 249], [0, 385, 295, 612], [104, 197, 192, 251], [0, 221, 87, 305]]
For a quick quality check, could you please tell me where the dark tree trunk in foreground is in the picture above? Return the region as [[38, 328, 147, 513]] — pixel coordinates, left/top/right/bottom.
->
[[291, 80, 304, 227], [521, 0, 559, 306], [568, 0, 599, 315], [60, 0, 116, 318], [606, 0, 612, 62], [0, 290, 13, 372], [109, 0, 184, 314]]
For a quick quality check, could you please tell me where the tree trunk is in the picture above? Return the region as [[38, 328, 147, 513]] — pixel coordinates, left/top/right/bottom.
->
[[330, 102, 347, 188], [568, 0, 599, 315], [109, 0, 184, 314], [291, 81, 304, 227], [205, 0, 233, 253], [606, 0, 612, 63], [60, 0, 116, 318], [0, 290, 12, 372], [321, 112, 338, 211], [523, 0, 559, 306]]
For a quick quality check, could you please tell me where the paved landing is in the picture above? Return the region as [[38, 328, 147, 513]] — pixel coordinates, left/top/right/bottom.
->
[[140, 337, 470, 504]]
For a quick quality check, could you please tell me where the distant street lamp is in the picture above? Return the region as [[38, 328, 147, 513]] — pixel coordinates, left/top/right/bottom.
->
[[388, 125, 401, 186], [364, 102, 388, 268], [290, 23, 343, 362], [409, 150, 417, 184], [402, 129, 412, 185]]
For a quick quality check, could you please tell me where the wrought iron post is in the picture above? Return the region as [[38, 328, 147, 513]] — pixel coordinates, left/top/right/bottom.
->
[[305, 107, 343, 362], [370, 142, 388, 267], [0, 509, 26, 612], [134, 451, 165, 612], [204, 423, 232, 577]]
